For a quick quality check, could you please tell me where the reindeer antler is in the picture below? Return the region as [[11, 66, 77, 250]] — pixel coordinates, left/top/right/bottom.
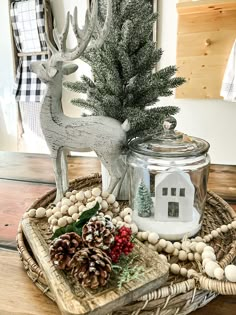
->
[[46, 0, 112, 65]]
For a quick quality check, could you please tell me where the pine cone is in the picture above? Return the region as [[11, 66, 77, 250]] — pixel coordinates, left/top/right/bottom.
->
[[82, 215, 115, 250], [70, 247, 112, 289], [50, 232, 82, 270]]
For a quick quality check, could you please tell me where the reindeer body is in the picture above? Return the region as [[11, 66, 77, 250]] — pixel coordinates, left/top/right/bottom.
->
[[31, 1, 126, 201], [40, 70, 127, 201]]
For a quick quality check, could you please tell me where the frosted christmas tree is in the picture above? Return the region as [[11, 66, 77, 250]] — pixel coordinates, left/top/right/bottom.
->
[[135, 181, 153, 217], [64, 0, 185, 141]]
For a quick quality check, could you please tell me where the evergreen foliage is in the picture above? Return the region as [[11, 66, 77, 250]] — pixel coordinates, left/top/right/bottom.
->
[[64, 0, 185, 140], [135, 181, 153, 217]]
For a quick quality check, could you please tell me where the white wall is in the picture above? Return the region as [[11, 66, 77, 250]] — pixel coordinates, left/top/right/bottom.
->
[[0, 0, 17, 151], [158, 0, 236, 165], [50, 0, 91, 117]]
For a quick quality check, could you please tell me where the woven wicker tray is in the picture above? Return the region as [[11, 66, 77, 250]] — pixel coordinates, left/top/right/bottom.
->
[[17, 174, 236, 315]]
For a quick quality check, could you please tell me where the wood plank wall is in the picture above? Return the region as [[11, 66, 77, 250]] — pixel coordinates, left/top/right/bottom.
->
[[176, 0, 236, 99]]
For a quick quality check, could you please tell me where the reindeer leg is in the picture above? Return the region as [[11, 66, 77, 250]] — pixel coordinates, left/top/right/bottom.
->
[[60, 148, 69, 193], [98, 152, 122, 196], [51, 148, 64, 202]]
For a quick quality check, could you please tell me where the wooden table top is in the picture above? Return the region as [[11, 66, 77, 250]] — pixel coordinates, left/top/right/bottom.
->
[[0, 151, 235, 315]]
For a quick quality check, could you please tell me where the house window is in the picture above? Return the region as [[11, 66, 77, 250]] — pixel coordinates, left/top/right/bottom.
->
[[179, 188, 185, 197], [171, 188, 176, 196], [162, 188, 168, 196], [168, 202, 179, 218]]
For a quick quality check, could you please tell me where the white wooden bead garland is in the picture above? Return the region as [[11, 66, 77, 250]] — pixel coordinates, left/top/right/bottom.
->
[[24, 186, 236, 284], [24, 187, 139, 234]]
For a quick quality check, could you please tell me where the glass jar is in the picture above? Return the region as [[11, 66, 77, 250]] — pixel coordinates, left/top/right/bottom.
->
[[127, 116, 210, 240]]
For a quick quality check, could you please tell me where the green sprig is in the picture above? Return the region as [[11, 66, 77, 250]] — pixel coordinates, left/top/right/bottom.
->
[[51, 202, 99, 240], [112, 254, 144, 288]]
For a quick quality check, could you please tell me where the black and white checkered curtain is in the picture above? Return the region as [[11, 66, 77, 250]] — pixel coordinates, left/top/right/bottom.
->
[[10, 0, 48, 103]]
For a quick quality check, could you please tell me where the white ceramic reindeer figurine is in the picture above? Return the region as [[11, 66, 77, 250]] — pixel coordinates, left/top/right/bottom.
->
[[31, 0, 129, 202]]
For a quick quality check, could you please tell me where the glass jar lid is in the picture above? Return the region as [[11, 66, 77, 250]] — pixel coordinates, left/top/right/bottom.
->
[[129, 116, 210, 158]]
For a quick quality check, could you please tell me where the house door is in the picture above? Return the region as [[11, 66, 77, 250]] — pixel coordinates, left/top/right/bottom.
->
[[168, 202, 179, 218]]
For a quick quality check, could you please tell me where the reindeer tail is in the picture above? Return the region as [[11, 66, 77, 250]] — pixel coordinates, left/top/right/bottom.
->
[[121, 119, 130, 132]]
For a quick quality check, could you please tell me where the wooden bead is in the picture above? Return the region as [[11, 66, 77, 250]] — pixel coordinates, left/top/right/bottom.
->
[[141, 231, 149, 241], [58, 217, 67, 227], [56, 202, 62, 208], [71, 190, 77, 195], [158, 239, 167, 249], [79, 205, 85, 212], [202, 251, 216, 261], [225, 265, 236, 282], [173, 248, 179, 256], [28, 209, 36, 218], [68, 206, 77, 216], [195, 242, 207, 254], [123, 207, 133, 216], [72, 213, 80, 221], [107, 194, 116, 204], [180, 267, 188, 277], [61, 198, 72, 206], [189, 242, 197, 252], [165, 242, 174, 254], [216, 228, 221, 233], [194, 252, 202, 262], [101, 191, 109, 198], [112, 207, 120, 214], [75, 190, 84, 201], [228, 223, 233, 229], [195, 236, 204, 242], [202, 258, 213, 268], [159, 254, 168, 263], [170, 264, 180, 275], [204, 235, 211, 242], [173, 242, 181, 250], [124, 215, 132, 224], [181, 241, 191, 252], [148, 232, 159, 245], [51, 218, 58, 226], [54, 211, 62, 219], [106, 211, 113, 218], [136, 232, 143, 241], [67, 217, 73, 224], [95, 196, 103, 204], [61, 205, 69, 214], [84, 190, 92, 199], [36, 207, 46, 218], [113, 201, 119, 208], [187, 253, 194, 261], [178, 250, 188, 261], [65, 192, 72, 198], [130, 223, 138, 234], [69, 195, 76, 203], [115, 216, 123, 222], [231, 221, 236, 229], [112, 218, 117, 225], [205, 261, 220, 278], [52, 226, 59, 233], [203, 246, 215, 253], [101, 200, 108, 210], [220, 225, 229, 233], [214, 267, 224, 280], [92, 187, 101, 197], [211, 230, 219, 238]]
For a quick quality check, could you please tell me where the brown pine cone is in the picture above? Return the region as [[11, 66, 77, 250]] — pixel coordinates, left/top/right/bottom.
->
[[70, 247, 112, 289], [82, 215, 115, 250], [50, 232, 82, 270]]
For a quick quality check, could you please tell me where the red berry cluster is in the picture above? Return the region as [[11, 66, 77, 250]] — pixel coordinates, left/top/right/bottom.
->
[[108, 226, 134, 263]]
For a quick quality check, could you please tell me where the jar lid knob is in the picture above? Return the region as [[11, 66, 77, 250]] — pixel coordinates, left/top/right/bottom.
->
[[162, 116, 182, 140], [163, 116, 177, 131]]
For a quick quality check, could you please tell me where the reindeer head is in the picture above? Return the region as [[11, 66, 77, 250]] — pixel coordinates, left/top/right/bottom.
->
[[31, 0, 112, 83]]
